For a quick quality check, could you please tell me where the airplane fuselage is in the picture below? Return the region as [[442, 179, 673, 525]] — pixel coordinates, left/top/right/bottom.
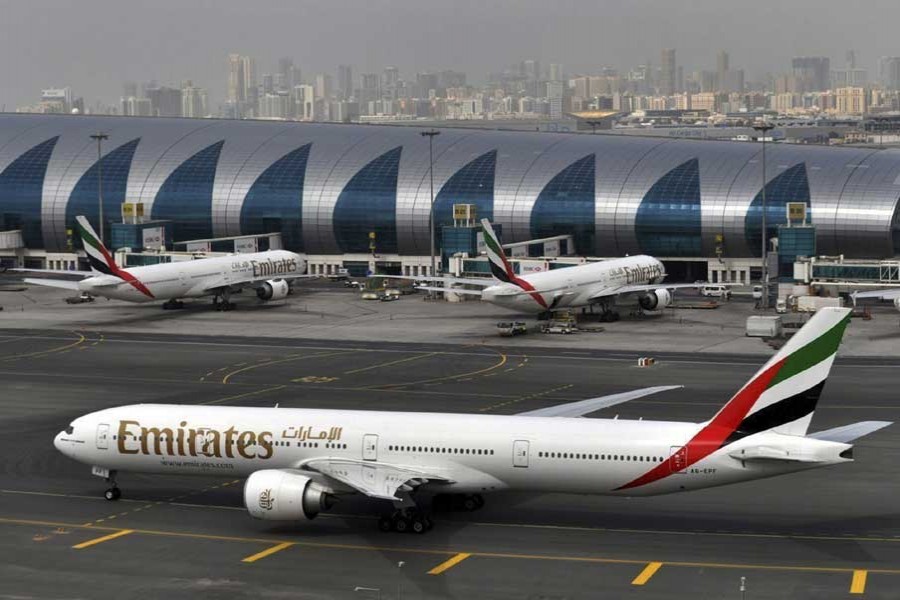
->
[[482, 255, 665, 313], [54, 404, 851, 498], [77, 250, 304, 303]]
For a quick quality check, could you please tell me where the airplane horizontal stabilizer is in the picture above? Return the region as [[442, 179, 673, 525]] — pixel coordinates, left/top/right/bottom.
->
[[517, 385, 684, 418], [808, 421, 893, 443], [23, 278, 80, 291]]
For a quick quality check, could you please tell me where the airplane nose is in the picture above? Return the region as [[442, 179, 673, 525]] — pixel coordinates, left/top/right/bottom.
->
[[53, 431, 64, 452]]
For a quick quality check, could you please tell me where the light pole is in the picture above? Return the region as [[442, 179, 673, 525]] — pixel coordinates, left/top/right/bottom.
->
[[753, 121, 774, 310], [420, 129, 440, 278], [89, 133, 109, 244]]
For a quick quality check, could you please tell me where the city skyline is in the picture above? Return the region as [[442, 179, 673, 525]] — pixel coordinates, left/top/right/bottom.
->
[[4, 0, 900, 109]]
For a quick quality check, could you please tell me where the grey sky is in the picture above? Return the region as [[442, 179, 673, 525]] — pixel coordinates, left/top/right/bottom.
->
[[2, 0, 900, 109]]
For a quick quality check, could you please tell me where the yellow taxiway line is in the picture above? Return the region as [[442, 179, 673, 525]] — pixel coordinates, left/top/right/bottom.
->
[[241, 541, 295, 563], [631, 561, 663, 585], [850, 570, 868, 594], [72, 529, 134, 549], [428, 552, 472, 575]]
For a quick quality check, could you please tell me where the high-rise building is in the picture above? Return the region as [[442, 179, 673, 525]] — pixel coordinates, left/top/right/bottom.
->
[[295, 84, 315, 120], [549, 63, 563, 82], [792, 56, 830, 92], [315, 73, 332, 100], [359, 73, 380, 104], [836, 87, 868, 115], [716, 50, 729, 91], [337, 64, 353, 100], [121, 96, 152, 116], [144, 85, 182, 117], [660, 48, 676, 95], [181, 81, 208, 118], [227, 53, 257, 115], [278, 57, 301, 89], [546, 81, 563, 119], [878, 57, 900, 90]]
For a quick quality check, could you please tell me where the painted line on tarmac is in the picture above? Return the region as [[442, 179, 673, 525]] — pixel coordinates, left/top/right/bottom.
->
[[344, 351, 439, 375], [371, 347, 508, 390], [5, 516, 900, 579], [428, 552, 471, 575], [202, 385, 287, 405], [221, 350, 353, 384], [72, 528, 134, 549], [851, 570, 868, 594], [241, 541, 295, 563], [631, 561, 663, 585], [0, 330, 86, 362]]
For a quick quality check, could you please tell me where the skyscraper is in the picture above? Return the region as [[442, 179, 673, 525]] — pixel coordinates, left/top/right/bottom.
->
[[792, 56, 830, 92], [337, 64, 353, 100], [181, 81, 208, 118], [716, 50, 729, 92], [315, 73, 332, 100], [660, 49, 676, 96], [878, 57, 900, 90]]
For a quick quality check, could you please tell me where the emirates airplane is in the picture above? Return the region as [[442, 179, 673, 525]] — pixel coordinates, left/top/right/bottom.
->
[[403, 219, 707, 318], [21, 216, 310, 311], [54, 307, 889, 534]]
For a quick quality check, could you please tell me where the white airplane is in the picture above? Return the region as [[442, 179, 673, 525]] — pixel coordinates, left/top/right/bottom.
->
[[54, 307, 889, 534], [401, 219, 709, 318], [20, 216, 310, 311], [852, 288, 900, 313]]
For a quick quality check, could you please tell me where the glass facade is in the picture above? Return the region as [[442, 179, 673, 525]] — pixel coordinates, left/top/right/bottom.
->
[[240, 143, 311, 251], [66, 138, 140, 248], [433, 150, 496, 249], [333, 146, 402, 253], [530, 154, 595, 253], [635, 158, 701, 256], [0, 137, 58, 247], [151, 141, 224, 242], [745, 163, 811, 258], [1, 115, 899, 259]]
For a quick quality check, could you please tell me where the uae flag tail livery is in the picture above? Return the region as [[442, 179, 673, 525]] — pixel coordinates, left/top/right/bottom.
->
[[619, 306, 853, 491], [76, 216, 154, 298], [480, 218, 548, 309]]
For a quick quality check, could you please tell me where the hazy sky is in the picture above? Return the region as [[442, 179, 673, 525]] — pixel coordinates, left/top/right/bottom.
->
[[3, 0, 900, 109]]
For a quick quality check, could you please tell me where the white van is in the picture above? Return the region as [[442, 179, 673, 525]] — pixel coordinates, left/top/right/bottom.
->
[[701, 284, 732, 300]]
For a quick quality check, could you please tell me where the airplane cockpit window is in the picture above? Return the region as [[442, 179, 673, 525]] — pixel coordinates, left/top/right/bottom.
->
[[65, 425, 74, 435]]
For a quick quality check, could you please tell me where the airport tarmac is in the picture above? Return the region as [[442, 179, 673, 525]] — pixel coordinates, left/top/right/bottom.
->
[[0, 328, 898, 599], [2, 280, 900, 357]]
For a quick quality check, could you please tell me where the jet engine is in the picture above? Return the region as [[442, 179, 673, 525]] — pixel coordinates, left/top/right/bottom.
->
[[256, 279, 290, 301], [894, 297, 900, 312], [639, 289, 672, 311], [244, 469, 334, 520]]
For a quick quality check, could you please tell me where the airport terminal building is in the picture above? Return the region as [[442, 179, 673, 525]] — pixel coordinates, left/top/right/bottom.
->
[[0, 113, 899, 279]]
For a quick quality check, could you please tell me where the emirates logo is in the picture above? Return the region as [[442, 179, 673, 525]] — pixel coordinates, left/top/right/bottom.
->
[[258, 488, 274, 511]]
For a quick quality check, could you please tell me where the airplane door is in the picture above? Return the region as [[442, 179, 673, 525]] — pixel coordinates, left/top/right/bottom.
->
[[363, 434, 378, 461], [669, 446, 687, 473], [513, 440, 530, 468], [96, 424, 110, 450]]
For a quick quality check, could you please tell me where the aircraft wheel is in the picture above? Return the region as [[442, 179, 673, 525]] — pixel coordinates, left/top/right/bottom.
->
[[410, 518, 427, 534], [462, 495, 479, 512], [378, 515, 393, 532], [392, 516, 409, 533], [104, 487, 121, 501]]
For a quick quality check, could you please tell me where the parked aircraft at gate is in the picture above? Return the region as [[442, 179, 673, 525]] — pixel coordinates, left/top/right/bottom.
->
[[399, 219, 709, 317], [21, 217, 310, 310], [54, 307, 889, 533]]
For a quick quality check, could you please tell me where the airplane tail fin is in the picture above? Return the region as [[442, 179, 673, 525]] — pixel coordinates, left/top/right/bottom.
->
[[709, 307, 852, 441], [76, 216, 117, 275], [480, 218, 515, 283]]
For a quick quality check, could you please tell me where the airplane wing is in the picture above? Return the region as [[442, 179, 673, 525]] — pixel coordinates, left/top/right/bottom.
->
[[588, 282, 707, 301], [23, 278, 81, 291], [808, 421, 892, 443], [517, 385, 684, 417], [415, 285, 484, 296], [852, 288, 900, 302], [382, 274, 495, 287], [302, 458, 453, 502], [9, 268, 90, 278]]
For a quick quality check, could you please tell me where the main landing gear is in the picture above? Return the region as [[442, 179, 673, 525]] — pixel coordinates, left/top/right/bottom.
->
[[162, 299, 184, 310], [212, 294, 236, 312], [378, 508, 433, 534]]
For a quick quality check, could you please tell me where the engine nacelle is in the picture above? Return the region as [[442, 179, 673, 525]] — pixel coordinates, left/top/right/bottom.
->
[[256, 279, 290, 301], [244, 469, 334, 520], [894, 297, 900, 312], [639, 288, 672, 311]]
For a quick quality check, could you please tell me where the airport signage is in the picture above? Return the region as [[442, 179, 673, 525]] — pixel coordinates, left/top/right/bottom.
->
[[787, 202, 807, 225], [186, 241, 211, 253], [453, 203, 476, 221], [235, 237, 258, 254], [121, 202, 145, 223], [544, 240, 560, 257], [142, 226, 164, 250], [519, 260, 548, 274]]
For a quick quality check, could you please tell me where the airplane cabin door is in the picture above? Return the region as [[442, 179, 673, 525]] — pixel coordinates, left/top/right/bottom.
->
[[513, 440, 530, 468], [669, 446, 687, 473], [96, 424, 110, 450], [362, 434, 378, 461]]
